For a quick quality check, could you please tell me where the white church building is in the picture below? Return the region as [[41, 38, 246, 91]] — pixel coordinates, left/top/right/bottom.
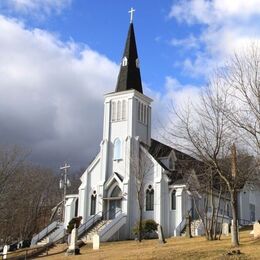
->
[[60, 17, 260, 242]]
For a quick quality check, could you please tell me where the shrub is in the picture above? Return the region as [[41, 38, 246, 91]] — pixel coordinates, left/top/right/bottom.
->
[[132, 219, 157, 238]]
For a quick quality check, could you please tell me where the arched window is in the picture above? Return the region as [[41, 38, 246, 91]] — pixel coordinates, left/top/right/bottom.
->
[[112, 101, 116, 121], [122, 57, 128, 66], [171, 190, 176, 210], [117, 101, 121, 121], [90, 192, 96, 215], [146, 186, 154, 211], [136, 58, 140, 68], [111, 186, 122, 197], [169, 157, 174, 170], [122, 100, 127, 120], [114, 138, 121, 160]]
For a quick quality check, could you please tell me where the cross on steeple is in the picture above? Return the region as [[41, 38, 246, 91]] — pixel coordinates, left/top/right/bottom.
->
[[128, 7, 135, 23]]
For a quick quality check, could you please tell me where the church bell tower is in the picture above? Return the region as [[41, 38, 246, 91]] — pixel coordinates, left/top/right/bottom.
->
[[100, 9, 152, 187]]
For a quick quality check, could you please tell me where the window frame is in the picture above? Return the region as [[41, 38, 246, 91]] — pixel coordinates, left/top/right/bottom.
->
[[171, 190, 176, 210], [145, 188, 154, 211], [113, 138, 122, 160]]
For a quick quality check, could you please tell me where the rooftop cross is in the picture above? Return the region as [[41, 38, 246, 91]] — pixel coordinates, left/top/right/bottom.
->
[[128, 7, 135, 23]]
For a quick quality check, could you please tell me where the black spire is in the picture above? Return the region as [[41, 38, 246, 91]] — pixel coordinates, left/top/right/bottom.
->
[[115, 23, 143, 93]]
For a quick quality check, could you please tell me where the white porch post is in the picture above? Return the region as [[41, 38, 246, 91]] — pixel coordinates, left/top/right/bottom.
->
[[174, 186, 184, 236]]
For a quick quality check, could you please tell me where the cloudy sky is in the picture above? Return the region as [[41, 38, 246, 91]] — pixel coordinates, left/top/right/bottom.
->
[[0, 0, 260, 171]]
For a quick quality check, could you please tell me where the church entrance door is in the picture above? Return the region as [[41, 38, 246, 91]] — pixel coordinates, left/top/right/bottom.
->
[[107, 185, 122, 219], [109, 199, 121, 219]]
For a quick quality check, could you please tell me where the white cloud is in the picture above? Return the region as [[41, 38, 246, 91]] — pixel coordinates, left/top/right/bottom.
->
[[147, 76, 201, 140], [0, 15, 118, 168], [1, 0, 71, 17], [170, 34, 199, 49], [169, 0, 260, 25], [168, 0, 260, 78]]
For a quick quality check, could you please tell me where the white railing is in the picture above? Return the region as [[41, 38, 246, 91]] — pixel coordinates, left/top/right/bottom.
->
[[31, 221, 59, 246], [49, 224, 65, 243], [99, 213, 126, 242], [78, 212, 102, 238]]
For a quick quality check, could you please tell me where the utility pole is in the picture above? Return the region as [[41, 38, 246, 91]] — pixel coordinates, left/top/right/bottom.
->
[[60, 162, 71, 222]]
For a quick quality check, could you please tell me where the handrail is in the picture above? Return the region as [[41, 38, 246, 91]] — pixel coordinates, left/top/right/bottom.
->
[[31, 221, 59, 246], [100, 213, 126, 238], [49, 224, 65, 243], [78, 211, 102, 237], [176, 208, 192, 235], [94, 208, 122, 234]]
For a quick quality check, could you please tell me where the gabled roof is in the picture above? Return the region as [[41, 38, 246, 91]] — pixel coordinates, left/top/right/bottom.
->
[[148, 138, 198, 185], [149, 138, 196, 161], [115, 23, 143, 93]]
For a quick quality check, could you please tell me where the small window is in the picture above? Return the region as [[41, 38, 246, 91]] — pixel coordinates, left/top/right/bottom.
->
[[114, 138, 122, 160], [122, 57, 128, 66], [117, 101, 121, 121], [169, 157, 174, 170], [144, 105, 147, 124], [122, 100, 127, 120], [226, 203, 230, 216], [146, 187, 154, 211], [90, 193, 96, 215], [250, 204, 255, 222], [136, 58, 139, 68], [112, 101, 116, 121], [171, 190, 176, 210], [138, 101, 141, 121], [141, 103, 144, 123]]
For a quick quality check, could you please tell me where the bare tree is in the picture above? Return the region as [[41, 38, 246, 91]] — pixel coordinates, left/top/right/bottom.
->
[[0, 145, 27, 198], [183, 163, 228, 241], [0, 146, 61, 245], [164, 80, 257, 246], [220, 43, 260, 155]]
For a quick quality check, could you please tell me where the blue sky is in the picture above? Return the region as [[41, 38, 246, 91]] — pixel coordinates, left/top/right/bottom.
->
[[0, 0, 260, 170]]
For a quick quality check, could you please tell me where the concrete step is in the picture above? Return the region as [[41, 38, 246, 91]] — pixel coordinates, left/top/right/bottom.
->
[[81, 220, 112, 243], [36, 226, 60, 245]]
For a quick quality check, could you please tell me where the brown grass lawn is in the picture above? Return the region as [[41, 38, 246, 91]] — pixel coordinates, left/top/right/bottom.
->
[[41, 229, 260, 260]]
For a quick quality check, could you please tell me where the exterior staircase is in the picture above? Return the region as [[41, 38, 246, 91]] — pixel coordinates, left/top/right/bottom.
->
[[36, 226, 61, 246], [31, 222, 65, 247], [81, 220, 112, 243]]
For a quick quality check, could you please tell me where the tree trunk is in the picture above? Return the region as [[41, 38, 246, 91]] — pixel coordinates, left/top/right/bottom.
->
[[138, 206, 143, 242], [231, 192, 239, 247], [231, 144, 239, 247]]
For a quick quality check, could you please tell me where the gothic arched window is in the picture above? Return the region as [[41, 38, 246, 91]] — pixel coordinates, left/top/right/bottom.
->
[[122, 57, 128, 66], [171, 190, 176, 210], [90, 192, 96, 215], [114, 138, 122, 160], [111, 186, 122, 197], [136, 58, 139, 68], [146, 186, 154, 211], [169, 157, 174, 170]]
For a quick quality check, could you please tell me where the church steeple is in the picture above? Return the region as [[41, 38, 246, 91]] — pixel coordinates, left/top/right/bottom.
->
[[115, 13, 143, 93]]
